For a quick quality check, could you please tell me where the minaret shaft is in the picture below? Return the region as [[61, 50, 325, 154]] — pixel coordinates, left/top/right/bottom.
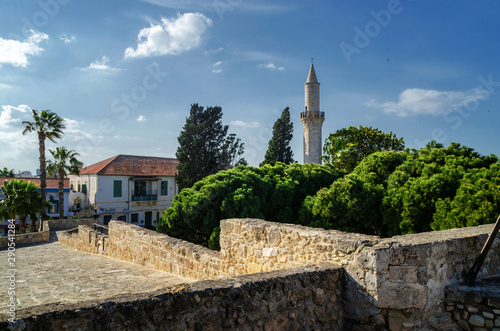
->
[[301, 63, 325, 164]]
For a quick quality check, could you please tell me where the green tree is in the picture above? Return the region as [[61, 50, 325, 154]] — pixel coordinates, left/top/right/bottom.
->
[[175, 104, 246, 190], [0, 179, 42, 233], [321, 138, 359, 172], [323, 126, 405, 168], [22, 109, 65, 222], [260, 107, 294, 166], [432, 163, 500, 230], [0, 167, 15, 177], [158, 163, 340, 248], [47, 147, 82, 220], [382, 142, 497, 235]]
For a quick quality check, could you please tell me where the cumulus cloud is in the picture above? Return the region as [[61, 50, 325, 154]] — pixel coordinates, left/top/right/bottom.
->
[[0, 105, 30, 128], [0, 83, 13, 89], [124, 12, 212, 58], [0, 30, 49, 67], [259, 62, 284, 71], [137, 115, 147, 122], [231, 120, 259, 128], [80, 56, 119, 72], [365, 88, 490, 117], [60, 34, 76, 44]]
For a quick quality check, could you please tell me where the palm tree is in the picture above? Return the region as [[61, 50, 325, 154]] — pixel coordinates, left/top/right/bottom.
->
[[47, 147, 82, 220], [22, 110, 65, 222], [0, 167, 15, 177], [0, 179, 42, 233]]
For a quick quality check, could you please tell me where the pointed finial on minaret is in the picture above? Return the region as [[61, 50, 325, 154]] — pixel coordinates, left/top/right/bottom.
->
[[311, 57, 313, 64]]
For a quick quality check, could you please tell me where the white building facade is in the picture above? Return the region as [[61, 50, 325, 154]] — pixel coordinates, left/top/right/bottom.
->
[[69, 155, 179, 228]]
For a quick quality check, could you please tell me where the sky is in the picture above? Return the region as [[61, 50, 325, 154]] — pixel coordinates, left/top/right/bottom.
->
[[1, 0, 500, 173]]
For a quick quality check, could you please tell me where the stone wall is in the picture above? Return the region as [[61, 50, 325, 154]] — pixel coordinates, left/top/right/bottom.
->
[[42, 218, 98, 231], [60, 221, 221, 280], [0, 218, 99, 248], [220, 218, 378, 276], [220, 219, 500, 330], [59, 225, 108, 255], [0, 230, 49, 248], [445, 283, 500, 330], [5, 263, 344, 331]]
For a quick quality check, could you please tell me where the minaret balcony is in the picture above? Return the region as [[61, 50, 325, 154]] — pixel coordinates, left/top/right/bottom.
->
[[300, 111, 325, 119]]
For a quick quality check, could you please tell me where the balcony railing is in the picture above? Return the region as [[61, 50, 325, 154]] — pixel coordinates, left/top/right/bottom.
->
[[131, 195, 158, 201]]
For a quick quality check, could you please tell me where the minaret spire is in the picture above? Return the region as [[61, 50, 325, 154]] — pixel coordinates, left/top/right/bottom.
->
[[301, 62, 325, 164]]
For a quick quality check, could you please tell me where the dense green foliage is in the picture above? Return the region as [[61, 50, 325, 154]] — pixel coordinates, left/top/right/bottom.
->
[[321, 138, 359, 172], [0, 179, 42, 233], [160, 138, 499, 248], [0, 168, 15, 177], [432, 163, 500, 230], [157, 163, 341, 248], [322, 126, 405, 170], [302, 142, 498, 237], [175, 104, 246, 190], [260, 107, 294, 166]]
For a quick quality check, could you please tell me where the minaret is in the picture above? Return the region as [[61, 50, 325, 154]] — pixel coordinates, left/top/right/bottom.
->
[[301, 62, 325, 164]]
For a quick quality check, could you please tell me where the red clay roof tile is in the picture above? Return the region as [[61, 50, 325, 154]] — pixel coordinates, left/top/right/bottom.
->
[[80, 155, 178, 176]]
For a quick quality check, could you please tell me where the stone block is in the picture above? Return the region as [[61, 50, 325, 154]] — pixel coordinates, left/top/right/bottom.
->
[[389, 266, 418, 283], [390, 246, 420, 265], [378, 282, 427, 309], [268, 228, 281, 246], [263, 247, 278, 257], [483, 311, 494, 319], [469, 314, 485, 327]]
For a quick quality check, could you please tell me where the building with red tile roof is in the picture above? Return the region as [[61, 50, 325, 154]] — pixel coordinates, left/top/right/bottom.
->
[[68, 155, 179, 228]]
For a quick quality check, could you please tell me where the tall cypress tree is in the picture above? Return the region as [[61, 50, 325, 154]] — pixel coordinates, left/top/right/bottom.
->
[[176, 104, 246, 190], [260, 107, 294, 166]]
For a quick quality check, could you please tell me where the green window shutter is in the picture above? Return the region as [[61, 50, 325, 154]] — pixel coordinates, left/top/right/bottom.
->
[[82, 184, 87, 195], [161, 181, 168, 196], [113, 180, 122, 197]]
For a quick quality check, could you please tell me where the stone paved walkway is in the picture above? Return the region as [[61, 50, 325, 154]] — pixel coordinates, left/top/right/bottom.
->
[[0, 240, 193, 320]]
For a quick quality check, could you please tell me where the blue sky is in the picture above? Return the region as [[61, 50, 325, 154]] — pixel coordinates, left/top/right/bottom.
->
[[1, 0, 500, 173]]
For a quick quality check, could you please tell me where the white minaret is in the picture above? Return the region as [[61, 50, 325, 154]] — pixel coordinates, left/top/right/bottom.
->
[[301, 63, 325, 164]]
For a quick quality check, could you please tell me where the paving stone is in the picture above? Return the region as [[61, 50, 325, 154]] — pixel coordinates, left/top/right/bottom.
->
[[0, 241, 193, 319]]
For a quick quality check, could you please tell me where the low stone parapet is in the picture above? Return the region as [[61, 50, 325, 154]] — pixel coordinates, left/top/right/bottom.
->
[[4, 262, 344, 330], [0, 230, 50, 248]]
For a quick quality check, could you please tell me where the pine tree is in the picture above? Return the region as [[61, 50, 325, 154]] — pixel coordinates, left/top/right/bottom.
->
[[260, 107, 294, 166], [175, 104, 246, 190]]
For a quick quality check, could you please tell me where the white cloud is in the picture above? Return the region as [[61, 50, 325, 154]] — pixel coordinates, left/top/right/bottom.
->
[[0, 105, 30, 128], [80, 56, 119, 72], [0, 30, 49, 67], [365, 88, 490, 117], [212, 61, 222, 73], [60, 34, 76, 44], [124, 12, 212, 58], [140, 0, 295, 13], [0, 83, 13, 89], [231, 120, 259, 128], [137, 115, 147, 122], [259, 62, 284, 71], [205, 47, 224, 55]]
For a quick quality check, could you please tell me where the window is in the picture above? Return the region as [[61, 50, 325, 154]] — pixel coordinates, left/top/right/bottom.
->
[[47, 196, 59, 214], [82, 184, 87, 195], [161, 181, 168, 196], [117, 215, 126, 222], [131, 213, 138, 223], [113, 180, 122, 197]]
